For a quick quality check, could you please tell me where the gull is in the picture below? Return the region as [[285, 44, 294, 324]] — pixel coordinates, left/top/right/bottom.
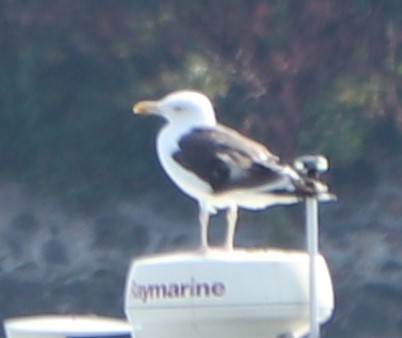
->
[[133, 90, 330, 251]]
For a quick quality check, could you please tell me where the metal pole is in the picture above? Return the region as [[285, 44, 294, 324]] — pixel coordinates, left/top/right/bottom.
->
[[306, 196, 319, 338]]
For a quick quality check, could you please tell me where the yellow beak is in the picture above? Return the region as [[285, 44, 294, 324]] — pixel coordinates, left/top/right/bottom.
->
[[132, 100, 160, 115]]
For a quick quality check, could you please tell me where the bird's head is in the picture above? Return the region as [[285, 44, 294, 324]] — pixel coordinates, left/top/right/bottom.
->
[[133, 90, 217, 127]]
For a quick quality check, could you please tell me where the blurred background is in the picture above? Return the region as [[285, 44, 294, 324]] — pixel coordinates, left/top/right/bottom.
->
[[1, 1, 402, 337]]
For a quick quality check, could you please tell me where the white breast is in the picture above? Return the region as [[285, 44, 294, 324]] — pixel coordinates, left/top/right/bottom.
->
[[157, 127, 213, 200]]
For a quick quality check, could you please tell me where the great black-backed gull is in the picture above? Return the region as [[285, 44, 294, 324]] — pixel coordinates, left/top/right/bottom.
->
[[133, 90, 330, 251]]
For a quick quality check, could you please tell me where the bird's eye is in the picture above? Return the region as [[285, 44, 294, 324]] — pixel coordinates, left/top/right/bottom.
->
[[173, 106, 183, 112]]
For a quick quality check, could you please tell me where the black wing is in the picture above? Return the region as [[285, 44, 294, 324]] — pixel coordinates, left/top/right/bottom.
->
[[172, 125, 288, 192]]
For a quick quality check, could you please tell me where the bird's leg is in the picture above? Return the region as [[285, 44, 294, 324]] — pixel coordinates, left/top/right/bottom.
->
[[198, 205, 210, 253], [224, 206, 238, 251]]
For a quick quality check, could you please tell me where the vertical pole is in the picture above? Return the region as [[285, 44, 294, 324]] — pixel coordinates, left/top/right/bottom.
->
[[306, 197, 319, 338]]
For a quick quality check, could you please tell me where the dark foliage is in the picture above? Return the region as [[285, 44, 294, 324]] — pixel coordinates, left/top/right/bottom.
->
[[0, 0, 401, 212]]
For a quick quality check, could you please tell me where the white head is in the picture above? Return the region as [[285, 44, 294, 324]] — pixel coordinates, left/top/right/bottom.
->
[[133, 90, 217, 128]]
